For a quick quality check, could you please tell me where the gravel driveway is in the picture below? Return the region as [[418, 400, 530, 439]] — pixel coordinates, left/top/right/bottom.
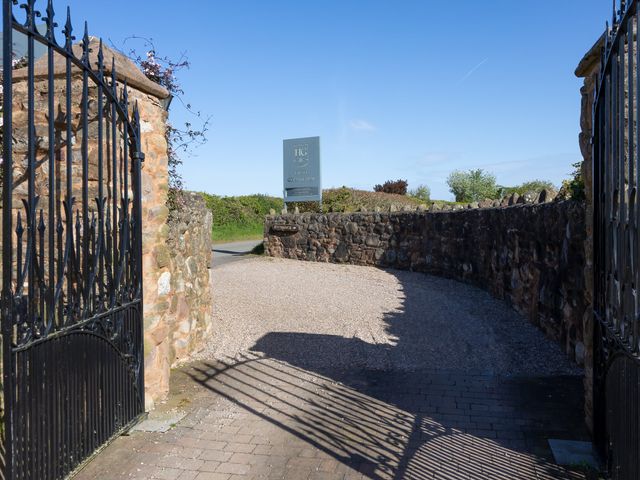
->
[[198, 256, 580, 377]]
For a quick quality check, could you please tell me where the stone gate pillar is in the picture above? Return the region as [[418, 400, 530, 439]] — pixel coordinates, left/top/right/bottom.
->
[[575, 33, 604, 433]]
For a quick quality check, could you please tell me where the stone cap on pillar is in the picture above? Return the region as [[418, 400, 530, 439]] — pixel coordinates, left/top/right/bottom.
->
[[13, 37, 170, 100], [575, 33, 605, 79]]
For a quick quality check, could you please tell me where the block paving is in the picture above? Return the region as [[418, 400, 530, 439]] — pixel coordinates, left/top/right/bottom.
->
[[75, 354, 596, 480]]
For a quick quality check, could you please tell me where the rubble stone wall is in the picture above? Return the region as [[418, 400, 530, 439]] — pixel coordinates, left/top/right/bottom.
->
[[165, 192, 213, 367]]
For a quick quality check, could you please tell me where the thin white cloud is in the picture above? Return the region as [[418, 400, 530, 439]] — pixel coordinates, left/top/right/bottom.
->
[[458, 58, 489, 85], [349, 119, 376, 131]]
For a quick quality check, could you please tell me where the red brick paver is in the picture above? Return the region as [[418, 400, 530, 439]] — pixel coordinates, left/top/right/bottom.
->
[[74, 354, 595, 479]]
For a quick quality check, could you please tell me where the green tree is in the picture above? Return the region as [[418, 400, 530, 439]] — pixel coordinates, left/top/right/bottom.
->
[[408, 185, 431, 203], [561, 162, 585, 201], [447, 169, 499, 202]]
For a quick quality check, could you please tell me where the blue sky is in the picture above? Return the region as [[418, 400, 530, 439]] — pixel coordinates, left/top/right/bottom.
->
[[58, 1, 610, 200]]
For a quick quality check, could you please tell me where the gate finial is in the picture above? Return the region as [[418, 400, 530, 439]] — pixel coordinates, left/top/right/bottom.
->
[[97, 39, 104, 79], [121, 79, 129, 112], [44, 0, 57, 43], [81, 21, 90, 65], [63, 6, 74, 51], [111, 57, 117, 95], [38, 210, 45, 236], [22, 0, 40, 30], [132, 101, 140, 128]]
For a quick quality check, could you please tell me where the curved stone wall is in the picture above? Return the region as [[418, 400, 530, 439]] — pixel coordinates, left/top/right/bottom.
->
[[265, 201, 587, 364]]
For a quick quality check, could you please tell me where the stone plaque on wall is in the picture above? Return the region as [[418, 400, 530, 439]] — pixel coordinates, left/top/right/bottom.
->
[[283, 136, 321, 203]]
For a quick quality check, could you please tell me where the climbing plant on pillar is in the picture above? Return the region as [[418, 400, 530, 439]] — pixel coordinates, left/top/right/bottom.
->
[[123, 37, 211, 210]]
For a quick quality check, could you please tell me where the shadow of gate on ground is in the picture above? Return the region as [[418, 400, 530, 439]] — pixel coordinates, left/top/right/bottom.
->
[[186, 269, 593, 479]]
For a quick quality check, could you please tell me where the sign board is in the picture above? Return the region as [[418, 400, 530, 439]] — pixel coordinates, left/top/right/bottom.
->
[[283, 136, 321, 203], [271, 224, 299, 233]]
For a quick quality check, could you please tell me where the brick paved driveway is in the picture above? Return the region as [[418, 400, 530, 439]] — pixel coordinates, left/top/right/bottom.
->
[[76, 355, 591, 480], [75, 259, 595, 479]]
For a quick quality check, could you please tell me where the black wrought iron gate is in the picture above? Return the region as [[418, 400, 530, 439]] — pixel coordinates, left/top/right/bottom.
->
[[593, 1, 640, 479], [1, 1, 145, 478]]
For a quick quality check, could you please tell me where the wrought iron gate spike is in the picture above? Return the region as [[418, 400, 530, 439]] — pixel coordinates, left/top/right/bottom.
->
[[44, 0, 56, 42], [63, 6, 73, 50], [121, 79, 129, 111], [21, 0, 40, 30], [81, 21, 90, 65], [111, 57, 117, 94], [97, 38, 105, 78], [38, 210, 45, 234], [133, 101, 140, 129], [16, 212, 24, 237]]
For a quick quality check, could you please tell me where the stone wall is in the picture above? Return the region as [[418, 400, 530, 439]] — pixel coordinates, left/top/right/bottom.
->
[[265, 201, 587, 363], [144, 191, 213, 407], [165, 192, 214, 365]]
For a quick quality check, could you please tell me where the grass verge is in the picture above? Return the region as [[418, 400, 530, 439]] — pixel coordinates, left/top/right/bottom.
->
[[212, 222, 264, 244]]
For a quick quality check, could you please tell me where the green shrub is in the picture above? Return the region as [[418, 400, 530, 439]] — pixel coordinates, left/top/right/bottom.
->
[[373, 179, 408, 195], [201, 193, 283, 227], [408, 185, 431, 203], [499, 180, 555, 197]]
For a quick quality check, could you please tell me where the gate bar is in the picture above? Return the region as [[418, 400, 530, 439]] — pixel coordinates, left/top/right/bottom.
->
[[2, 0, 15, 477]]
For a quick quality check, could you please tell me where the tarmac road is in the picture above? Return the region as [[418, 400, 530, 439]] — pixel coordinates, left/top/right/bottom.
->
[[211, 239, 263, 268]]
